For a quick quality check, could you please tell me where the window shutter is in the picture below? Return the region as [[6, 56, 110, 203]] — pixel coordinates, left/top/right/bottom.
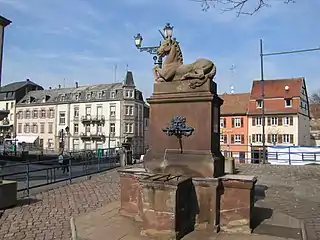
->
[[252, 117, 256, 126], [231, 135, 234, 144], [252, 134, 256, 143], [290, 116, 294, 126], [278, 117, 282, 126], [224, 135, 227, 144], [232, 118, 235, 128], [241, 118, 244, 128], [223, 118, 226, 128], [267, 134, 271, 143], [290, 134, 294, 144], [267, 117, 271, 126], [278, 134, 282, 143], [241, 135, 245, 144]]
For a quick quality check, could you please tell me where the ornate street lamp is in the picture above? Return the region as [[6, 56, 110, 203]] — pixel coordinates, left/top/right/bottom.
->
[[133, 23, 175, 68]]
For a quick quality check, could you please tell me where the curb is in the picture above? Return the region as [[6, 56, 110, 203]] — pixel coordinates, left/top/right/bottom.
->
[[70, 217, 77, 240], [300, 220, 308, 240]]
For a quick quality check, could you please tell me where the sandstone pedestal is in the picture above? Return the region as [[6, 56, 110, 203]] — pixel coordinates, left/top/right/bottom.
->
[[139, 174, 198, 239], [144, 79, 225, 178], [0, 180, 17, 209], [219, 175, 257, 233]]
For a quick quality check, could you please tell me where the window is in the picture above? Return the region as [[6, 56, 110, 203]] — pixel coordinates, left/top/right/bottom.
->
[[256, 100, 263, 108], [231, 134, 244, 144], [25, 110, 30, 119], [24, 124, 30, 133], [74, 123, 79, 134], [125, 106, 134, 115], [85, 124, 90, 134], [97, 123, 103, 133], [10, 102, 13, 109], [49, 109, 54, 118], [32, 123, 38, 133], [97, 106, 103, 117], [255, 117, 262, 126], [270, 134, 278, 144], [5, 103, 8, 110], [40, 123, 45, 133], [233, 118, 242, 128], [59, 112, 66, 125], [40, 109, 46, 118], [110, 123, 115, 134], [75, 94, 79, 101], [84, 141, 91, 150], [220, 118, 226, 128], [48, 122, 53, 133], [18, 123, 22, 133], [111, 91, 115, 98], [235, 134, 241, 144], [74, 107, 79, 119], [125, 123, 134, 133], [110, 105, 116, 117], [268, 117, 278, 126], [32, 110, 38, 118], [252, 134, 263, 143], [283, 116, 293, 125], [98, 92, 102, 98], [61, 95, 65, 101], [285, 98, 292, 107], [86, 93, 91, 100], [283, 134, 290, 143], [73, 139, 79, 151], [85, 106, 91, 118], [220, 134, 227, 144]]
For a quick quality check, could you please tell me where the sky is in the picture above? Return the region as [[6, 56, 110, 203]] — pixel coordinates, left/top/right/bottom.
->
[[0, 0, 319, 98]]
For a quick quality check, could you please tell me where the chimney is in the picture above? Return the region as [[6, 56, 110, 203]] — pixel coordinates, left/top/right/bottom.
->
[[58, 84, 61, 89], [75, 82, 79, 88], [26, 78, 30, 82]]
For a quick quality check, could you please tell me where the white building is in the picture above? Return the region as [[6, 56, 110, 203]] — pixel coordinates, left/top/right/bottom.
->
[[16, 71, 147, 155], [248, 78, 310, 152]]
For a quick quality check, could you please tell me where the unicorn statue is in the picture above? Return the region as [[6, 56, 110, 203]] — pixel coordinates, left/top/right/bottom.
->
[[152, 37, 217, 89]]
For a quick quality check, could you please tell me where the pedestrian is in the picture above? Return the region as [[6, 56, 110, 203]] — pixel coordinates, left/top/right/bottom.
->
[[62, 154, 70, 174], [58, 152, 64, 171]]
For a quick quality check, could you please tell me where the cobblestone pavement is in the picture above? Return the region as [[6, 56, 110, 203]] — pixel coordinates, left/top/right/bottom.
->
[[0, 169, 121, 240], [237, 164, 320, 240], [0, 164, 319, 240]]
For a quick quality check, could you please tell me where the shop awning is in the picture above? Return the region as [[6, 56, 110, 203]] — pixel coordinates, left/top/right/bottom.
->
[[15, 135, 39, 143]]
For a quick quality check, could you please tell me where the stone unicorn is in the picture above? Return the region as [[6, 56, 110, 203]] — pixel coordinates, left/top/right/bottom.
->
[[152, 38, 216, 89]]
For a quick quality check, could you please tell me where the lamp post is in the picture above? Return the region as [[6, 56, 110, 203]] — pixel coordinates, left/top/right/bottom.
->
[[65, 126, 70, 152], [134, 23, 174, 67], [0, 16, 11, 88], [259, 39, 320, 164]]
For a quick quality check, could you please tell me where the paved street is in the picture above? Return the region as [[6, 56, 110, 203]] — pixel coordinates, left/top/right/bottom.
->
[[0, 164, 319, 240]]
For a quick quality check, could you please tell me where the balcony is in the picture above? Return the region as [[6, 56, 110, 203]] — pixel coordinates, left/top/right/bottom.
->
[[80, 132, 106, 141], [81, 115, 105, 124]]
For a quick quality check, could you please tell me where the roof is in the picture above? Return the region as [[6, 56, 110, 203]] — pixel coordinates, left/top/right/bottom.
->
[[219, 93, 250, 115], [123, 71, 135, 86], [250, 78, 304, 99], [0, 79, 42, 93], [0, 16, 11, 27]]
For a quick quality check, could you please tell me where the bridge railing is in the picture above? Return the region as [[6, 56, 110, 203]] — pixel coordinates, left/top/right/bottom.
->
[[0, 148, 121, 197]]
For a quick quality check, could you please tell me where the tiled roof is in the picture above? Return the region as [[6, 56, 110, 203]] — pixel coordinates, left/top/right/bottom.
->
[[219, 93, 250, 115], [0, 15, 11, 27], [250, 78, 304, 99], [0, 79, 42, 93], [310, 104, 320, 119]]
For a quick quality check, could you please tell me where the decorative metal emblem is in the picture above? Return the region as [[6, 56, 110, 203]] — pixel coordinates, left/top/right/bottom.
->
[[162, 116, 194, 153]]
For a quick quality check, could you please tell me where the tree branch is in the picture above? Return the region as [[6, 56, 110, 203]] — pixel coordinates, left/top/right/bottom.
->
[[191, 0, 295, 16]]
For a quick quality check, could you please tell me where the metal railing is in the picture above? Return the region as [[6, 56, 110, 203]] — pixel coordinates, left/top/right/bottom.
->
[[223, 148, 320, 165], [0, 149, 121, 197]]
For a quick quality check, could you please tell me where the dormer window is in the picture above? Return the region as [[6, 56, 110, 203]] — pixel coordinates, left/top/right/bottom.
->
[[61, 95, 65, 101], [98, 92, 102, 98], [285, 98, 292, 107], [86, 93, 91, 100], [256, 100, 263, 108], [111, 91, 115, 98], [75, 94, 79, 100]]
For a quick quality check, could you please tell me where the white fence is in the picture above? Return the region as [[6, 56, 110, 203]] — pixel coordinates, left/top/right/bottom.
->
[[267, 146, 320, 165]]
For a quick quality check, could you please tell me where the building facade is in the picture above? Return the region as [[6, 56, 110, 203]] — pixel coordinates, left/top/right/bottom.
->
[[219, 93, 250, 163], [310, 103, 320, 146], [0, 79, 43, 140], [16, 71, 147, 155], [248, 78, 310, 153]]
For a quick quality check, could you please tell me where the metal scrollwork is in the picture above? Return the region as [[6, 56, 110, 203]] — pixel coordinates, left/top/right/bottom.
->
[[162, 116, 194, 153]]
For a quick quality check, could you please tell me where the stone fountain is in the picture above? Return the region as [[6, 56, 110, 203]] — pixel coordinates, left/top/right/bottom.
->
[[118, 24, 257, 239]]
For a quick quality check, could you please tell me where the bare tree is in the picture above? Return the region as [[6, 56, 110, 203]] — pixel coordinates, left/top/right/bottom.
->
[[310, 91, 320, 104], [192, 0, 296, 16]]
